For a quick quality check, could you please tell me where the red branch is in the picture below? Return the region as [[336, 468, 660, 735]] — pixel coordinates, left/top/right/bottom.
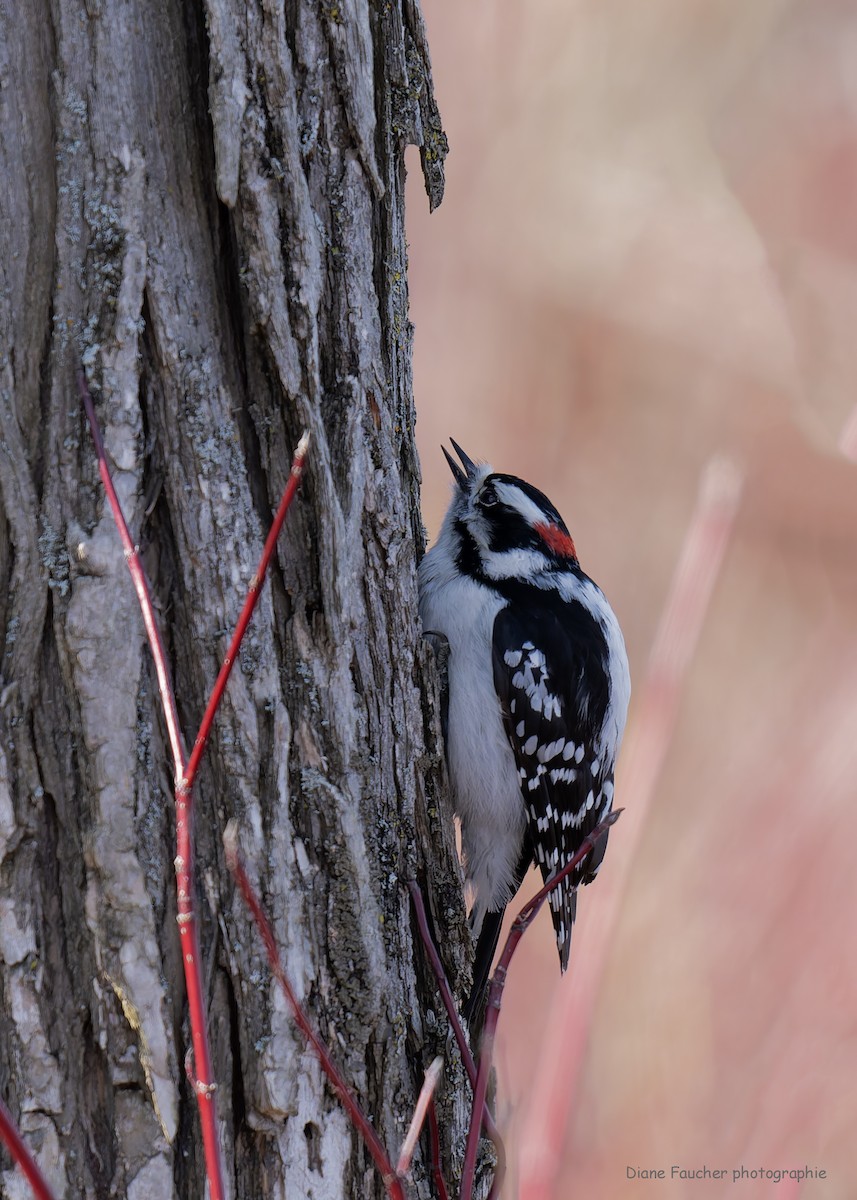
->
[[223, 823, 406, 1200], [79, 372, 226, 1198], [79, 369, 309, 1200], [427, 1100, 449, 1200], [459, 809, 622, 1200], [77, 373, 185, 772], [0, 1097, 57, 1200], [406, 879, 505, 1192], [182, 431, 310, 795], [406, 883, 476, 1082]]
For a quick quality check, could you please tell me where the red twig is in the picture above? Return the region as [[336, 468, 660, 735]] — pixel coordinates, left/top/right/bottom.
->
[[80, 373, 309, 1200], [459, 810, 622, 1200], [175, 430, 306, 1194], [396, 1056, 444, 1178], [0, 1096, 57, 1200], [406, 880, 506, 1187], [182, 431, 310, 795], [426, 1100, 449, 1200], [79, 372, 226, 1200], [77, 373, 185, 773], [223, 822, 405, 1200], [406, 882, 475, 1084]]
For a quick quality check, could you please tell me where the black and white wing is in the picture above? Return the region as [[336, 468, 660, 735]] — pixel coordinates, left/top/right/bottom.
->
[[492, 597, 615, 969]]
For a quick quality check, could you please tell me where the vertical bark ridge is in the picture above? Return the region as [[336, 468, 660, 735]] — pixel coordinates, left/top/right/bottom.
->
[[0, 1, 464, 1198]]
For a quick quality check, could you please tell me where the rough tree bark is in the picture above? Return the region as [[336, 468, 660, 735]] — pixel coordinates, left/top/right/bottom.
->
[[0, 2, 469, 1197]]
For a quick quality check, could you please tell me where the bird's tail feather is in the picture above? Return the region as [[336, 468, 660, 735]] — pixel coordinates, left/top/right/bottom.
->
[[462, 907, 506, 1039]]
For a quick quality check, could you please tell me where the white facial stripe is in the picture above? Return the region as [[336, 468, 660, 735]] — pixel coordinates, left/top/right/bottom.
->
[[480, 547, 547, 580], [491, 480, 549, 527]]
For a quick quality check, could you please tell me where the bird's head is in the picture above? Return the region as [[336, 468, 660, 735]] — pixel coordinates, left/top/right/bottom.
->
[[438, 439, 578, 582]]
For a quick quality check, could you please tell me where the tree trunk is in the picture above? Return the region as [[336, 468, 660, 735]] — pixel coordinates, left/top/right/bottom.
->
[[0, 2, 468, 1197]]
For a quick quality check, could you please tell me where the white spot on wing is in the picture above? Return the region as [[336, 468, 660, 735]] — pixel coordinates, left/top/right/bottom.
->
[[550, 767, 577, 785]]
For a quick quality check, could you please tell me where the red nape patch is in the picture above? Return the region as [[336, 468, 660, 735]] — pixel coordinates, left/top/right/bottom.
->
[[535, 521, 577, 560]]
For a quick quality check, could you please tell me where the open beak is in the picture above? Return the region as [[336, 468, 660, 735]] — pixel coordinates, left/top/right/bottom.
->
[[442, 438, 478, 491]]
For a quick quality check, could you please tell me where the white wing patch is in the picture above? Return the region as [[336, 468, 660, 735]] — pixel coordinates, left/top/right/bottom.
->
[[509, 644, 563, 723]]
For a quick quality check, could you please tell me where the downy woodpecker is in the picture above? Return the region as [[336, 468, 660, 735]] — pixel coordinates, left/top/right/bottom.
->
[[419, 441, 630, 1018]]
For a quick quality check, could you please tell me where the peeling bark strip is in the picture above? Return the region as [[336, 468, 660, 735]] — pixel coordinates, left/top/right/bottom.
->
[[0, 3, 465, 1199]]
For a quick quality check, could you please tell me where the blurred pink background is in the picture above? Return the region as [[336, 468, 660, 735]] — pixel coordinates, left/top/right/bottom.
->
[[407, 3, 857, 1197]]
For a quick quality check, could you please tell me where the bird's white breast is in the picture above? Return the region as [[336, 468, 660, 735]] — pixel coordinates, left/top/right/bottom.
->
[[419, 548, 527, 923]]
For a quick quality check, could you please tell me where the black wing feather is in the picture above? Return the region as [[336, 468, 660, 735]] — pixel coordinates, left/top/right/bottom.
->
[[492, 598, 614, 969]]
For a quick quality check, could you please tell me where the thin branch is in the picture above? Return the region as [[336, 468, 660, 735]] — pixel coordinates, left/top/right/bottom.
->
[[459, 810, 622, 1200], [182, 431, 310, 795], [78, 371, 227, 1200], [406, 882, 475, 1082], [0, 1096, 58, 1200], [78, 372, 185, 776], [396, 1056, 444, 1179], [223, 822, 406, 1200], [426, 1099, 449, 1200], [406, 879, 506, 1186]]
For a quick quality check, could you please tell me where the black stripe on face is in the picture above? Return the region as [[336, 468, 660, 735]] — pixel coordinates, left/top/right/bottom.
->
[[486, 509, 543, 556], [453, 517, 487, 581], [455, 505, 545, 577]]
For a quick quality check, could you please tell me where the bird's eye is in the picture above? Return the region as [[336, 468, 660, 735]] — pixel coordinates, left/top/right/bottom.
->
[[480, 487, 498, 508]]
